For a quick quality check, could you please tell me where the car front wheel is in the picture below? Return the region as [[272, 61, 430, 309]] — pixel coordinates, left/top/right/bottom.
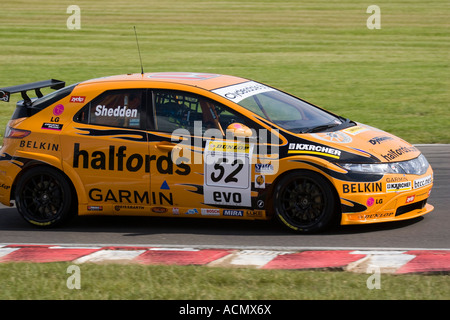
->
[[273, 171, 338, 233]]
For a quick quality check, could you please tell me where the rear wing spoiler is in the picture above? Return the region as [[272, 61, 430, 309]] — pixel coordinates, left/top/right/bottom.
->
[[0, 79, 65, 105]]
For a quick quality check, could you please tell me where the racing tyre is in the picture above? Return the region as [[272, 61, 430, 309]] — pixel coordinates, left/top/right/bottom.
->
[[15, 167, 76, 227], [273, 171, 337, 233]]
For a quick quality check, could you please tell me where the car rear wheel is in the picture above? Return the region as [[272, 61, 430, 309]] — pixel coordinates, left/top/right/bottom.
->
[[15, 167, 75, 227], [273, 171, 337, 233]]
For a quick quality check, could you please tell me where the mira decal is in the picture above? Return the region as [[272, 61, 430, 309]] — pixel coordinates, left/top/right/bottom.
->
[[288, 143, 341, 159], [73, 143, 190, 175], [212, 81, 275, 103]]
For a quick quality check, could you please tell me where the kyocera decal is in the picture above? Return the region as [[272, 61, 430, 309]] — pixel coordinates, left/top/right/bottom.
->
[[72, 143, 190, 175]]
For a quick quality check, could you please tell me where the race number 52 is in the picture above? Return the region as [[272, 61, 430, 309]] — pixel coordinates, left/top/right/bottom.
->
[[204, 141, 253, 207]]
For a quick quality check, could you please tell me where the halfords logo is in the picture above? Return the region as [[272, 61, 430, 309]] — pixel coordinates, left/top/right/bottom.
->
[[288, 143, 341, 159], [381, 146, 417, 161], [72, 143, 190, 175]]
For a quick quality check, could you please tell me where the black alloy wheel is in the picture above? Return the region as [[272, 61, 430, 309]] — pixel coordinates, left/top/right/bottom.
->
[[15, 167, 75, 227], [273, 171, 337, 233]]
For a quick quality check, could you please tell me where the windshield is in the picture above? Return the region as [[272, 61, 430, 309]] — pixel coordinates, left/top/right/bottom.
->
[[212, 81, 352, 133]]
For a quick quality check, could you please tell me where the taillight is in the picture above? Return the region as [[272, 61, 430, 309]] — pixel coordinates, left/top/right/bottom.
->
[[4, 126, 31, 139]]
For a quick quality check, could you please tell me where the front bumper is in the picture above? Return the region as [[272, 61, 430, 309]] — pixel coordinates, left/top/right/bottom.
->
[[339, 169, 434, 225]]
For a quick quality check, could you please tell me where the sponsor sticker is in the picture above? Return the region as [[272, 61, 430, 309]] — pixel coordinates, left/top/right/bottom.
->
[[386, 181, 412, 193], [201, 208, 220, 216], [413, 175, 432, 189], [254, 174, 265, 188], [53, 104, 64, 116], [381, 146, 418, 161], [223, 210, 244, 217], [212, 81, 275, 103], [343, 126, 368, 135], [288, 143, 341, 159], [406, 195, 415, 204], [207, 141, 251, 154], [42, 123, 63, 131], [368, 136, 394, 145], [87, 206, 103, 211], [255, 163, 274, 175], [70, 96, 86, 103]]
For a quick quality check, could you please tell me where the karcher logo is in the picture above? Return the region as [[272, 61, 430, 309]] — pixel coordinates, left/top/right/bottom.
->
[[288, 143, 341, 159]]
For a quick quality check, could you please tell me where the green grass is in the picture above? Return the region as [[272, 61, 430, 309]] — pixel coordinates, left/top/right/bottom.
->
[[0, 0, 448, 144], [0, 262, 449, 300]]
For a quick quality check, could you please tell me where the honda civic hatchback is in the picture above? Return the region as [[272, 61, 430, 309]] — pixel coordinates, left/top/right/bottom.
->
[[0, 72, 434, 233]]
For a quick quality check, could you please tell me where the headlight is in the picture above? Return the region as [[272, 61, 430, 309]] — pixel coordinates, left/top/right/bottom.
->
[[338, 154, 429, 175]]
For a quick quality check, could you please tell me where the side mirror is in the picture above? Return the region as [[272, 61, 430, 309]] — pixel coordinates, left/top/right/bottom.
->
[[226, 123, 253, 138]]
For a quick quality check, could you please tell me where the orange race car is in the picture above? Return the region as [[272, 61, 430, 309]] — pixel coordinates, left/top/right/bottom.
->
[[0, 72, 434, 233]]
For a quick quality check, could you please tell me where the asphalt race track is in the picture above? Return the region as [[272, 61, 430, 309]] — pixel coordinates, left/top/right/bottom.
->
[[0, 145, 448, 250]]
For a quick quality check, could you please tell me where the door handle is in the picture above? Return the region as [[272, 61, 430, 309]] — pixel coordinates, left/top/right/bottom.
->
[[156, 141, 180, 151]]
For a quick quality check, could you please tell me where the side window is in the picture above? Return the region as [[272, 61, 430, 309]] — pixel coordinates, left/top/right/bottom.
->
[[153, 90, 252, 136], [153, 90, 214, 134], [75, 89, 145, 129]]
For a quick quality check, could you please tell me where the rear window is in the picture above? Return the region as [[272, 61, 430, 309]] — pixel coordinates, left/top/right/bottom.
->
[[31, 84, 77, 110], [11, 84, 77, 120]]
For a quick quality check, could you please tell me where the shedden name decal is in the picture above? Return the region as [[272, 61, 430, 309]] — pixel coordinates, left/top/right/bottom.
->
[[95, 105, 138, 118]]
